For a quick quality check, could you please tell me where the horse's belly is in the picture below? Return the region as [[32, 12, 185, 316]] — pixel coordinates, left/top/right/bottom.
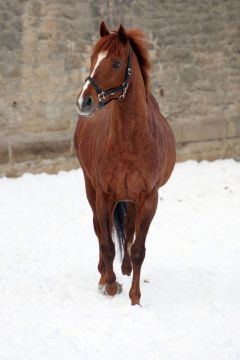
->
[[105, 169, 156, 201]]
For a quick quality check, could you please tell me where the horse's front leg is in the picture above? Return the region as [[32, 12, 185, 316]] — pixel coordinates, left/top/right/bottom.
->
[[84, 175, 106, 289], [96, 191, 121, 296], [129, 190, 158, 305], [94, 216, 107, 291]]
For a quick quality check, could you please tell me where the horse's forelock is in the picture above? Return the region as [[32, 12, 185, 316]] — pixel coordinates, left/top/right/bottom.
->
[[92, 33, 121, 59]]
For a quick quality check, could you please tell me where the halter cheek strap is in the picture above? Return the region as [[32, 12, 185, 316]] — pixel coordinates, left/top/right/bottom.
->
[[85, 48, 132, 109]]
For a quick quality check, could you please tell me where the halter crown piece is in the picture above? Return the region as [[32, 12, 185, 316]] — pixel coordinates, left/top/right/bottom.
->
[[85, 48, 132, 109]]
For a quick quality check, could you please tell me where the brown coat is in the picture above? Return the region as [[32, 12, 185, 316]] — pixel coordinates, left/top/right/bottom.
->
[[74, 23, 176, 305]]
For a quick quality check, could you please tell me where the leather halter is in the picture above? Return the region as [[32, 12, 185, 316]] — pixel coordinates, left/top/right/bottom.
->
[[85, 48, 132, 109]]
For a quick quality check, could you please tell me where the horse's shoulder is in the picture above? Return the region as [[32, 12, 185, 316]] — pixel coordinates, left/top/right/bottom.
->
[[73, 116, 82, 149]]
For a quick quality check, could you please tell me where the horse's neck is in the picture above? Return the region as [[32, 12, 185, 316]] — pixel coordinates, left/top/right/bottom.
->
[[109, 63, 149, 147]]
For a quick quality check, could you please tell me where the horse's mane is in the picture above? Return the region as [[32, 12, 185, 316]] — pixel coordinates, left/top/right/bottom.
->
[[127, 30, 151, 92], [92, 29, 151, 93]]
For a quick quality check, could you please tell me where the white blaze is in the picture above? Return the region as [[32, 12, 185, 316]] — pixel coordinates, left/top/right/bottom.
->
[[78, 50, 108, 108]]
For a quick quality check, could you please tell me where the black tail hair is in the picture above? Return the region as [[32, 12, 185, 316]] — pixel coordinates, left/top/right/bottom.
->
[[113, 202, 127, 259]]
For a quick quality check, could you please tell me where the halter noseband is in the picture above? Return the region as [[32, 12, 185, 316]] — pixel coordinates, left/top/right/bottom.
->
[[85, 48, 132, 109]]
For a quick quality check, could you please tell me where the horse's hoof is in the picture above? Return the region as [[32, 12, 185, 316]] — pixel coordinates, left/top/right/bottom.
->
[[98, 283, 105, 294], [121, 265, 132, 276], [104, 282, 122, 296], [129, 290, 141, 305], [131, 300, 141, 306]]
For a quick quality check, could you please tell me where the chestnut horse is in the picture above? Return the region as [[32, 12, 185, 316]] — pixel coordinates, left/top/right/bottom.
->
[[74, 22, 176, 305]]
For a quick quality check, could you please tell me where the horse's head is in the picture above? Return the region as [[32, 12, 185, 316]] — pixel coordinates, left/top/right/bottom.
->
[[77, 22, 131, 117]]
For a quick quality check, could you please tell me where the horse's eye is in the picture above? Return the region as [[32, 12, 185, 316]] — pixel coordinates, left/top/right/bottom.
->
[[112, 61, 121, 69]]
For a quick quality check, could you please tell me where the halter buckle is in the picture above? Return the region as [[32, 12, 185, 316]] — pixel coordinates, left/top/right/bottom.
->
[[128, 68, 132, 76], [98, 91, 105, 102]]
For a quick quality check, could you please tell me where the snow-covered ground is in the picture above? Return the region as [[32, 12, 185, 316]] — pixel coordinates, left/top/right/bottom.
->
[[0, 159, 240, 360]]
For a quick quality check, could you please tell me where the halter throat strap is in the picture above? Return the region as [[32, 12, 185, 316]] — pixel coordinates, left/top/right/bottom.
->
[[85, 48, 132, 109]]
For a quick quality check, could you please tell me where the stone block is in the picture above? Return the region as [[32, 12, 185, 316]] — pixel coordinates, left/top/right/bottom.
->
[[226, 116, 240, 138], [0, 143, 9, 164], [177, 138, 240, 162], [0, 156, 79, 178], [177, 139, 224, 162], [0, 114, 9, 132], [38, 32, 52, 40], [226, 138, 240, 159], [0, 29, 21, 50], [11, 136, 71, 163], [173, 118, 226, 144], [180, 66, 199, 86]]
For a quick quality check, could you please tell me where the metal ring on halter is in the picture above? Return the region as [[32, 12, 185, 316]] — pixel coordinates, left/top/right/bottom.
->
[[98, 91, 105, 102]]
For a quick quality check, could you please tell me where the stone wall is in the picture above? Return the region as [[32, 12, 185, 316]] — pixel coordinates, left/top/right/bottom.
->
[[0, 0, 239, 177]]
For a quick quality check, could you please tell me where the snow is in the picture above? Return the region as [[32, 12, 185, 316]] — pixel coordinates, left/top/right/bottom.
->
[[0, 159, 240, 360]]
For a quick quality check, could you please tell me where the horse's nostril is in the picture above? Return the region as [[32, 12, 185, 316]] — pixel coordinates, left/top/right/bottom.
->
[[83, 96, 93, 109]]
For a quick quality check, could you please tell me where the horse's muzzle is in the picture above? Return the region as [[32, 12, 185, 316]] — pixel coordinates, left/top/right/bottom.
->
[[76, 95, 96, 117]]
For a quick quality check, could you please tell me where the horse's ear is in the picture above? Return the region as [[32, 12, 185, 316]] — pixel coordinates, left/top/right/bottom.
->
[[100, 21, 110, 37], [118, 24, 128, 44]]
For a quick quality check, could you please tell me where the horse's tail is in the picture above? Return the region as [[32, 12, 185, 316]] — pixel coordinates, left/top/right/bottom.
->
[[113, 202, 127, 259]]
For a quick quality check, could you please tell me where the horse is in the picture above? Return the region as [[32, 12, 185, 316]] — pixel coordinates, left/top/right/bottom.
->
[[74, 22, 176, 305]]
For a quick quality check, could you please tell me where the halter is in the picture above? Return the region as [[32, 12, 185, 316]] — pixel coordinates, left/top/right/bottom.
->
[[85, 48, 132, 109]]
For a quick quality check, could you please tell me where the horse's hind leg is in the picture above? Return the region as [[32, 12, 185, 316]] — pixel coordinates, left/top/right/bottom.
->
[[121, 202, 136, 276], [129, 191, 158, 305]]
